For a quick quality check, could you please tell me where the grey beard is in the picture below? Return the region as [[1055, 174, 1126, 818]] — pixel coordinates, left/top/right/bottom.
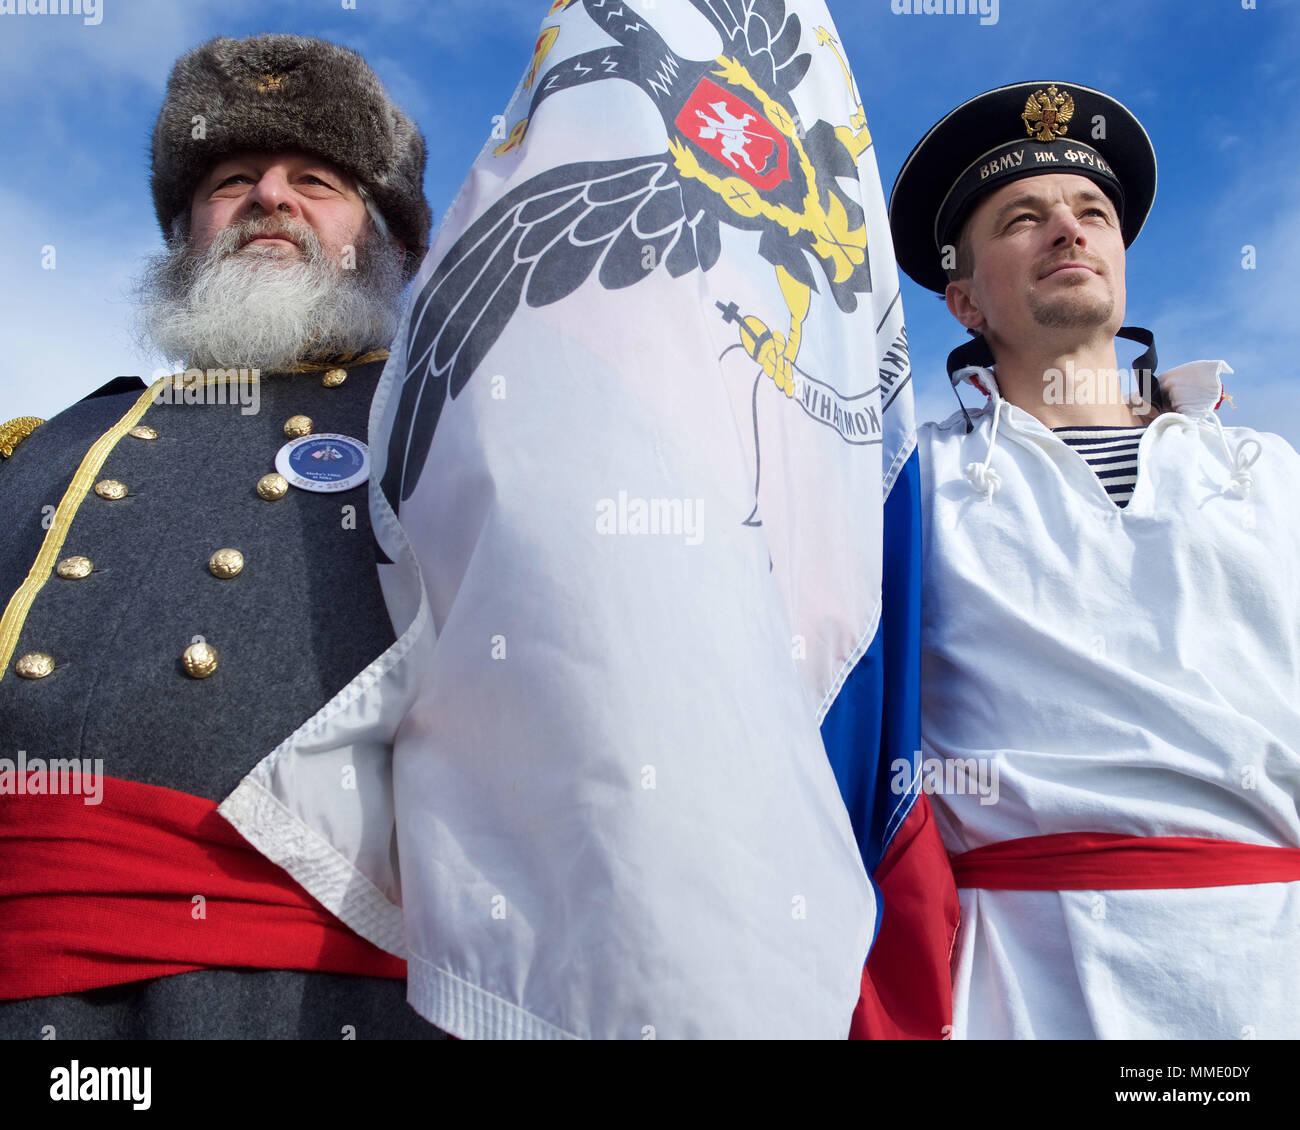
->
[[133, 215, 407, 371]]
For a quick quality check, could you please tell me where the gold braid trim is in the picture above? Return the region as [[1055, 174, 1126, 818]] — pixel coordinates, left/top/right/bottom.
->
[[1, 416, 44, 459], [282, 348, 391, 374], [0, 381, 164, 683], [163, 349, 392, 380]]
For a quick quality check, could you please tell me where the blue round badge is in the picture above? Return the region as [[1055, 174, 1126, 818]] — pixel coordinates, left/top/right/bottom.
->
[[275, 433, 370, 493]]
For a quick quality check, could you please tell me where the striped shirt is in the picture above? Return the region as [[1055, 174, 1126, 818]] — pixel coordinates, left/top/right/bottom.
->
[[1051, 425, 1146, 507]]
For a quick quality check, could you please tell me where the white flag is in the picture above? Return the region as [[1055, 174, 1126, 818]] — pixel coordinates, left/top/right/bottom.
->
[[294, 0, 913, 1039]]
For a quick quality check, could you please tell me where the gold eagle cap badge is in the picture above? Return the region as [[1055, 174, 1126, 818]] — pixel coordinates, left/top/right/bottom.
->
[[1022, 84, 1075, 142], [257, 73, 284, 93]]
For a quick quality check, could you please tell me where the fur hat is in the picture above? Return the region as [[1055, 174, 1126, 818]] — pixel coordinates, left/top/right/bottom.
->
[[151, 34, 430, 278]]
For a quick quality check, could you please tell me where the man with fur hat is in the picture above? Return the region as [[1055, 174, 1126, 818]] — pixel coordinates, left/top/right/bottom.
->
[[889, 81, 1300, 1039], [0, 34, 444, 1038]]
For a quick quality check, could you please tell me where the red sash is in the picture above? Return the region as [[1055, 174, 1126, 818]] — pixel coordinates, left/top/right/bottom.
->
[[950, 831, 1300, 890], [851, 827, 1300, 1041], [0, 773, 405, 1000]]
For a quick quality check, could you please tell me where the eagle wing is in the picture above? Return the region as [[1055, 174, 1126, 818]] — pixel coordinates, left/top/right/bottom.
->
[[690, 0, 811, 95], [382, 154, 719, 506]]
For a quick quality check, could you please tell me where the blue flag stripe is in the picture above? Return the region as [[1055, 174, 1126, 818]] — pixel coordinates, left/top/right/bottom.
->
[[819, 446, 923, 877]]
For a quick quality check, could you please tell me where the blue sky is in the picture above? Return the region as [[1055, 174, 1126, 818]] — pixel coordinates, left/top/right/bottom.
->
[[3, 0, 1297, 444]]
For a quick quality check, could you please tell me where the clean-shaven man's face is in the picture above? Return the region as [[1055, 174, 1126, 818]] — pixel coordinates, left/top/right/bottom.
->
[[944, 172, 1127, 352], [136, 148, 408, 371]]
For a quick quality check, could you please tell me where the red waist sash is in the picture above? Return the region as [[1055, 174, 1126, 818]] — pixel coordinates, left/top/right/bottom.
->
[[950, 831, 1300, 891], [0, 773, 405, 1000]]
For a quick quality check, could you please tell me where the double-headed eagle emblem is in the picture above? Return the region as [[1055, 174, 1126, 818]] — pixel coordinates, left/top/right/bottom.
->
[[1022, 83, 1074, 142], [382, 0, 875, 507]]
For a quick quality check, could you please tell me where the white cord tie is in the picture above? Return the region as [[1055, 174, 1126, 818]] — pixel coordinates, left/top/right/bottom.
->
[[1211, 413, 1262, 500], [964, 462, 1001, 504], [965, 394, 1005, 504], [1222, 438, 1263, 499]]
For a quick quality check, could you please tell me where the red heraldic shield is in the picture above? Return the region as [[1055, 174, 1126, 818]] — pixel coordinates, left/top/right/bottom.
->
[[674, 77, 791, 190]]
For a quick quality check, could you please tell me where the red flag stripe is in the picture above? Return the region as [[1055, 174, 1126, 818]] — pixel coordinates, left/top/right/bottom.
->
[[852, 795, 960, 1040]]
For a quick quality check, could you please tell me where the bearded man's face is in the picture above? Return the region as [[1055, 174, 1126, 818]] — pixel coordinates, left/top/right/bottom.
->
[[136, 150, 407, 371]]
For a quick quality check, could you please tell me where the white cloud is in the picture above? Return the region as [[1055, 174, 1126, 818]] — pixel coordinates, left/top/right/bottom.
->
[[0, 186, 167, 421]]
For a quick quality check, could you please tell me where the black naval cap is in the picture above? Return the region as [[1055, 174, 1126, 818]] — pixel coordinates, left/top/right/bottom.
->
[[889, 80, 1157, 293]]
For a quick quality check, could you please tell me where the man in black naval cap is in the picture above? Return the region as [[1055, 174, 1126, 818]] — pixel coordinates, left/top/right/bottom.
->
[[889, 82, 1300, 1038], [0, 35, 446, 1038]]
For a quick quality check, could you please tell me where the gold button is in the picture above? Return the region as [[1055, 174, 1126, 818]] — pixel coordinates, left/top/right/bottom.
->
[[322, 368, 347, 388], [284, 415, 313, 438], [129, 425, 158, 440], [182, 642, 218, 679], [15, 652, 55, 679], [56, 555, 93, 580], [257, 472, 289, 500], [94, 479, 128, 500], [208, 548, 245, 579]]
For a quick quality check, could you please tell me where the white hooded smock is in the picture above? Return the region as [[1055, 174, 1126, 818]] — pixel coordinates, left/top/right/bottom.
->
[[916, 360, 1300, 1039]]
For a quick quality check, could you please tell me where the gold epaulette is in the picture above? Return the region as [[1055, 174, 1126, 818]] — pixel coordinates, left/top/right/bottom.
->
[[0, 416, 44, 458]]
